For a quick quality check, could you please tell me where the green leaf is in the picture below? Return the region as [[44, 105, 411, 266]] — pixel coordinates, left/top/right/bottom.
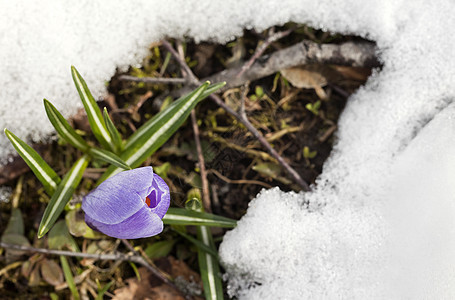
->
[[4, 129, 61, 195], [123, 82, 209, 150], [198, 82, 226, 101], [65, 209, 104, 239], [185, 198, 202, 211], [43, 99, 90, 152], [3, 208, 25, 236], [163, 208, 237, 228], [173, 229, 219, 258], [252, 162, 282, 178], [44, 99, 130, 170], [154, 162, 171, 178], [103, 107, 124, 153], [303, 146, 317, 159], [99, 81, 223, 183], [197, 225, 224, 300], [96, 281, 114, 300], [255, 86, 264, 98], [144, 240, 177, 259], [71, 66, 113, 150], [60, 256, 80, 300], [185, 188, 202, 211], [123, 81, 225, 153], [128, 262, 141, 280], [43, 98, 130, 170], [48, 220, 80, 252], [305, 100, 321, 115], [188, 192, 224, 300], [88, 147, 131, 170], [50, 293, 59, 300], [1, 233, 31, 248], [38, 154, 90, 238], [1, 208, 31, 255]]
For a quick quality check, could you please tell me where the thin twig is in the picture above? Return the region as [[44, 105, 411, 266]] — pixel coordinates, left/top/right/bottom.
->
[[240, 83, 249, 118], [173, 39, 212, 211], [203, 40, 379, 93], [162, 40, 199, 85], [178, 39, 212, 211], [191, 110, 212, 212], [161, 39, 311, 191], [11, 175, 24, 208], [0, 241, 137, 261], [0, 241, 190, 299], [209, 93, 310, 191], [208, 169, 273, 189], [119, 75, 186, 84], [120, 240, 180, 292], [237, 27, 294, 78]]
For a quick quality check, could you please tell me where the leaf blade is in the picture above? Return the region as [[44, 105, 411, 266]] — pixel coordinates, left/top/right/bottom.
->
[[60, 256, 80, 300], [43, 99, 89, 152], [71, 66, 113, 150], [188, 191, 224, 300], [88, 147, 131, 170], [199, 82, 226, 101], [38, 154, 90, 238], [103, 107, 123, 153], [98, 82, 213, 183], [173, 229, 219, 258], [4, 129, 61, 195], [197, 225, 224, 300], [163, 208, 237, 228], [124, 82, 225, 150]]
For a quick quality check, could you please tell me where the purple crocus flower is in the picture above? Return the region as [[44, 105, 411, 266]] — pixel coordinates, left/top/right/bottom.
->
[[82, 167, 170, 239]]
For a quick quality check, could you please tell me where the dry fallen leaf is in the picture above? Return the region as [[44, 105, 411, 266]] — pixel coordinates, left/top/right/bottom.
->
[[281, 65, 329, 99], [40, 258, 64, 286], [113, 267, 184, 300], [281, 65, 327, 89], [113, 257, 203, 300], [28, 264, 42, 287]]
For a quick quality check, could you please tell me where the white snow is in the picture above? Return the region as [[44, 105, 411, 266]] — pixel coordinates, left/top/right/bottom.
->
[[219, 0, 455, 299], [1, 0, 455, 298]]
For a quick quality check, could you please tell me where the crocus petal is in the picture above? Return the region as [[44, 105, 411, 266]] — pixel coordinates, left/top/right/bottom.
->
[[85, 206, 163, 239], [102, 166, 155, 199], [82, 166, 171, 239], [82, 167, 154, 224], [148, 174, 170, 219]]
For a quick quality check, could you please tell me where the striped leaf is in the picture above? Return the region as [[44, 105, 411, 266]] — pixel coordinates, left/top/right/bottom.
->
[[71, 66, 113, 150], [124, 81, 225, 149], [4, 129, 61, 195], [44, 99, 129, 170], [88, 148, 130, 170], [98, 81, 221, 183], [103, 107, 123, 153], [38, 155, 90, 238], [187, 191, 224, 300], [173, 229, 219, 258], [199, 82, 226, 102], [163, 208, 237, 228], [43, 99, 89, 152], [197, 225, 224, 300]]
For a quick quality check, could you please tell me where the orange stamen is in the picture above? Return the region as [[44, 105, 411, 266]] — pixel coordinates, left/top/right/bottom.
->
[[145, 196, 151, 207]]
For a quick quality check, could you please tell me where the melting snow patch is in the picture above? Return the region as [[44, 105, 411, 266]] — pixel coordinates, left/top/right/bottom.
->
[[220, 0, 455, 299]]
